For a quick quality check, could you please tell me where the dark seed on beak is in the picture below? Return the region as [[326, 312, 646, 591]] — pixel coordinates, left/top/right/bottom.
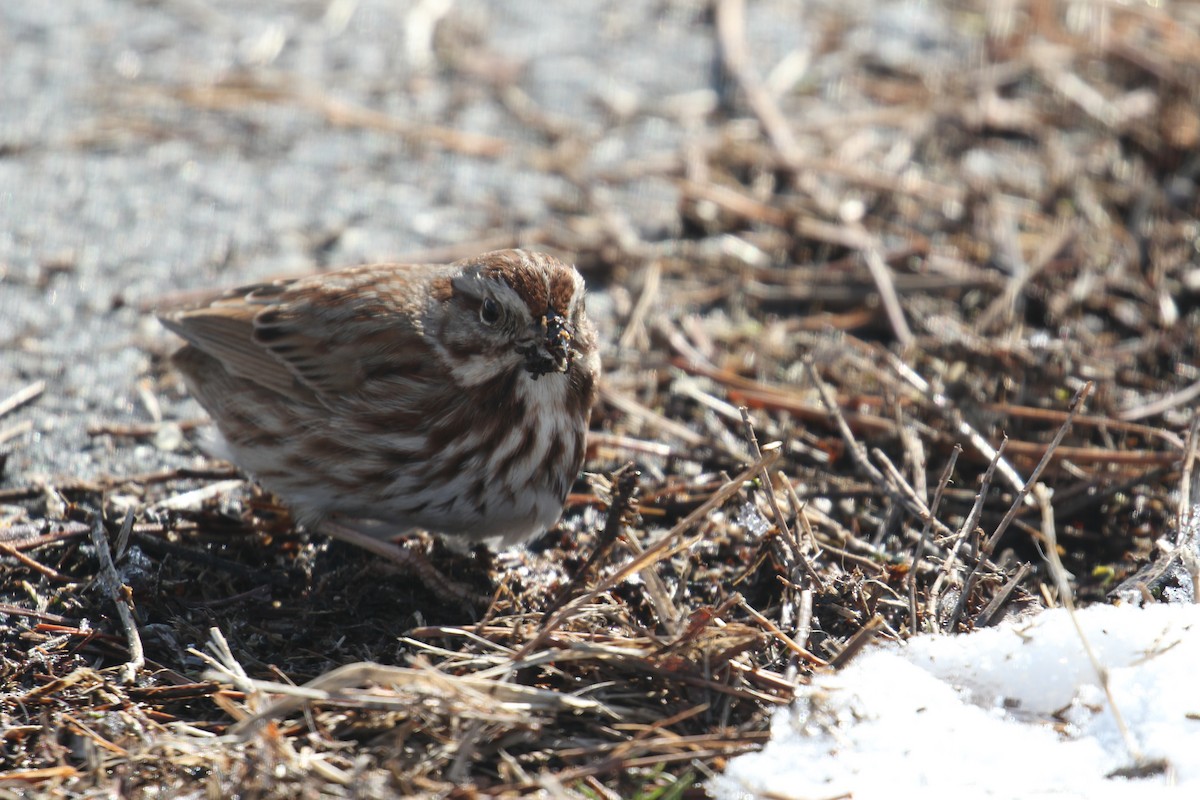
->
[[543, 309, 572, 367], [519, 309, 574, 378]]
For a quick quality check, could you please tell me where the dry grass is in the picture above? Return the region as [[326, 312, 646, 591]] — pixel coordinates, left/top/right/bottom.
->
[[3, 1, 1199, 796]]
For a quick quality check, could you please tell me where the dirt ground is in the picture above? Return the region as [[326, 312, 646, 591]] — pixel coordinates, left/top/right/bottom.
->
[[2, 1, 1199, 797]]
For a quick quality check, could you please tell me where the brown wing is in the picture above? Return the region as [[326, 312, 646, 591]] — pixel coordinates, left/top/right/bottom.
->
[[158, 282, 302, 399], [158, 264, 446, 408]]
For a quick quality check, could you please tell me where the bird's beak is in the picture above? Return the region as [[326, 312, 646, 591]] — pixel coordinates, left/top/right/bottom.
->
[[521, 308, 574, 378], [543, 308, 573, 370]]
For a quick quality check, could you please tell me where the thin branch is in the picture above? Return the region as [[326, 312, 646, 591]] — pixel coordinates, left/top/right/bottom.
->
[[739, 408, 824, 590], [89, 510, 144, 684], [0, 380, 45, 419], [984, 382, 1094, 554], [1036, 482, 1144, 766], [909, 445, 960, 633], [522, 446, 782, 660]]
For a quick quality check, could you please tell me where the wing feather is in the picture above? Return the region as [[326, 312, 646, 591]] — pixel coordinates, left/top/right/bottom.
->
[[159, 301, 303, 399], [158, 264, 449, 408]]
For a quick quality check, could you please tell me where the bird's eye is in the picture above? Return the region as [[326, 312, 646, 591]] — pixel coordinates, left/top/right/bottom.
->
[[480, 297, 501, 325]]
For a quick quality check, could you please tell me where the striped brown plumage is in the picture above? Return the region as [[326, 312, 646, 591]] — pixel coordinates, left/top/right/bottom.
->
[[159, 249, 599, 552]]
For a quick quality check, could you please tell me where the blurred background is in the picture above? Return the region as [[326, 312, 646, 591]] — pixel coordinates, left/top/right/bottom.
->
[[0, 0, 799, 481]]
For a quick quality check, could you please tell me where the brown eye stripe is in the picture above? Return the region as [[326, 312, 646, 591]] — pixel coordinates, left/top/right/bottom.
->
[[469, 250, 580, 316], [484, 263, 547, 314]]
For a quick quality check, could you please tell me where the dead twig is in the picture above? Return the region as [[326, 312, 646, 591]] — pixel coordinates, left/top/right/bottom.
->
[[826, 614, 886, 671], [973, 562, 1033, 628], [0, 380, 45, 419], [714, 0, 803, 167], [739, 408, 824, 590], [0, 542, 76, 583], [1119, 376, 1200, 423], [545, 464, 640, 618], [862, 244, 914, 348], [984, 382, 1095, 554], [909, 445, 960, 633], [932, 440, 1006, 631], [522, 446, 782, 660], [737, 595, 826, 666], [1036, 482, 1144, 767], [886, 351, 1031, 502], [168, 78, 509, 158], [88, 510, 144, 684]]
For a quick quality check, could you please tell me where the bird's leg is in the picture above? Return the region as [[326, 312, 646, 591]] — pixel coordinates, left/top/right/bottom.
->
[[317, 519, 491, 610]]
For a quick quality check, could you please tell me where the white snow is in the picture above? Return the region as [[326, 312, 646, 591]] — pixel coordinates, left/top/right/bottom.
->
[[712, 603, 1200, 799]]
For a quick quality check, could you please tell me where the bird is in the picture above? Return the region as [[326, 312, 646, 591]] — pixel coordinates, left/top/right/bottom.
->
[[158, 249, 600, 603]]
